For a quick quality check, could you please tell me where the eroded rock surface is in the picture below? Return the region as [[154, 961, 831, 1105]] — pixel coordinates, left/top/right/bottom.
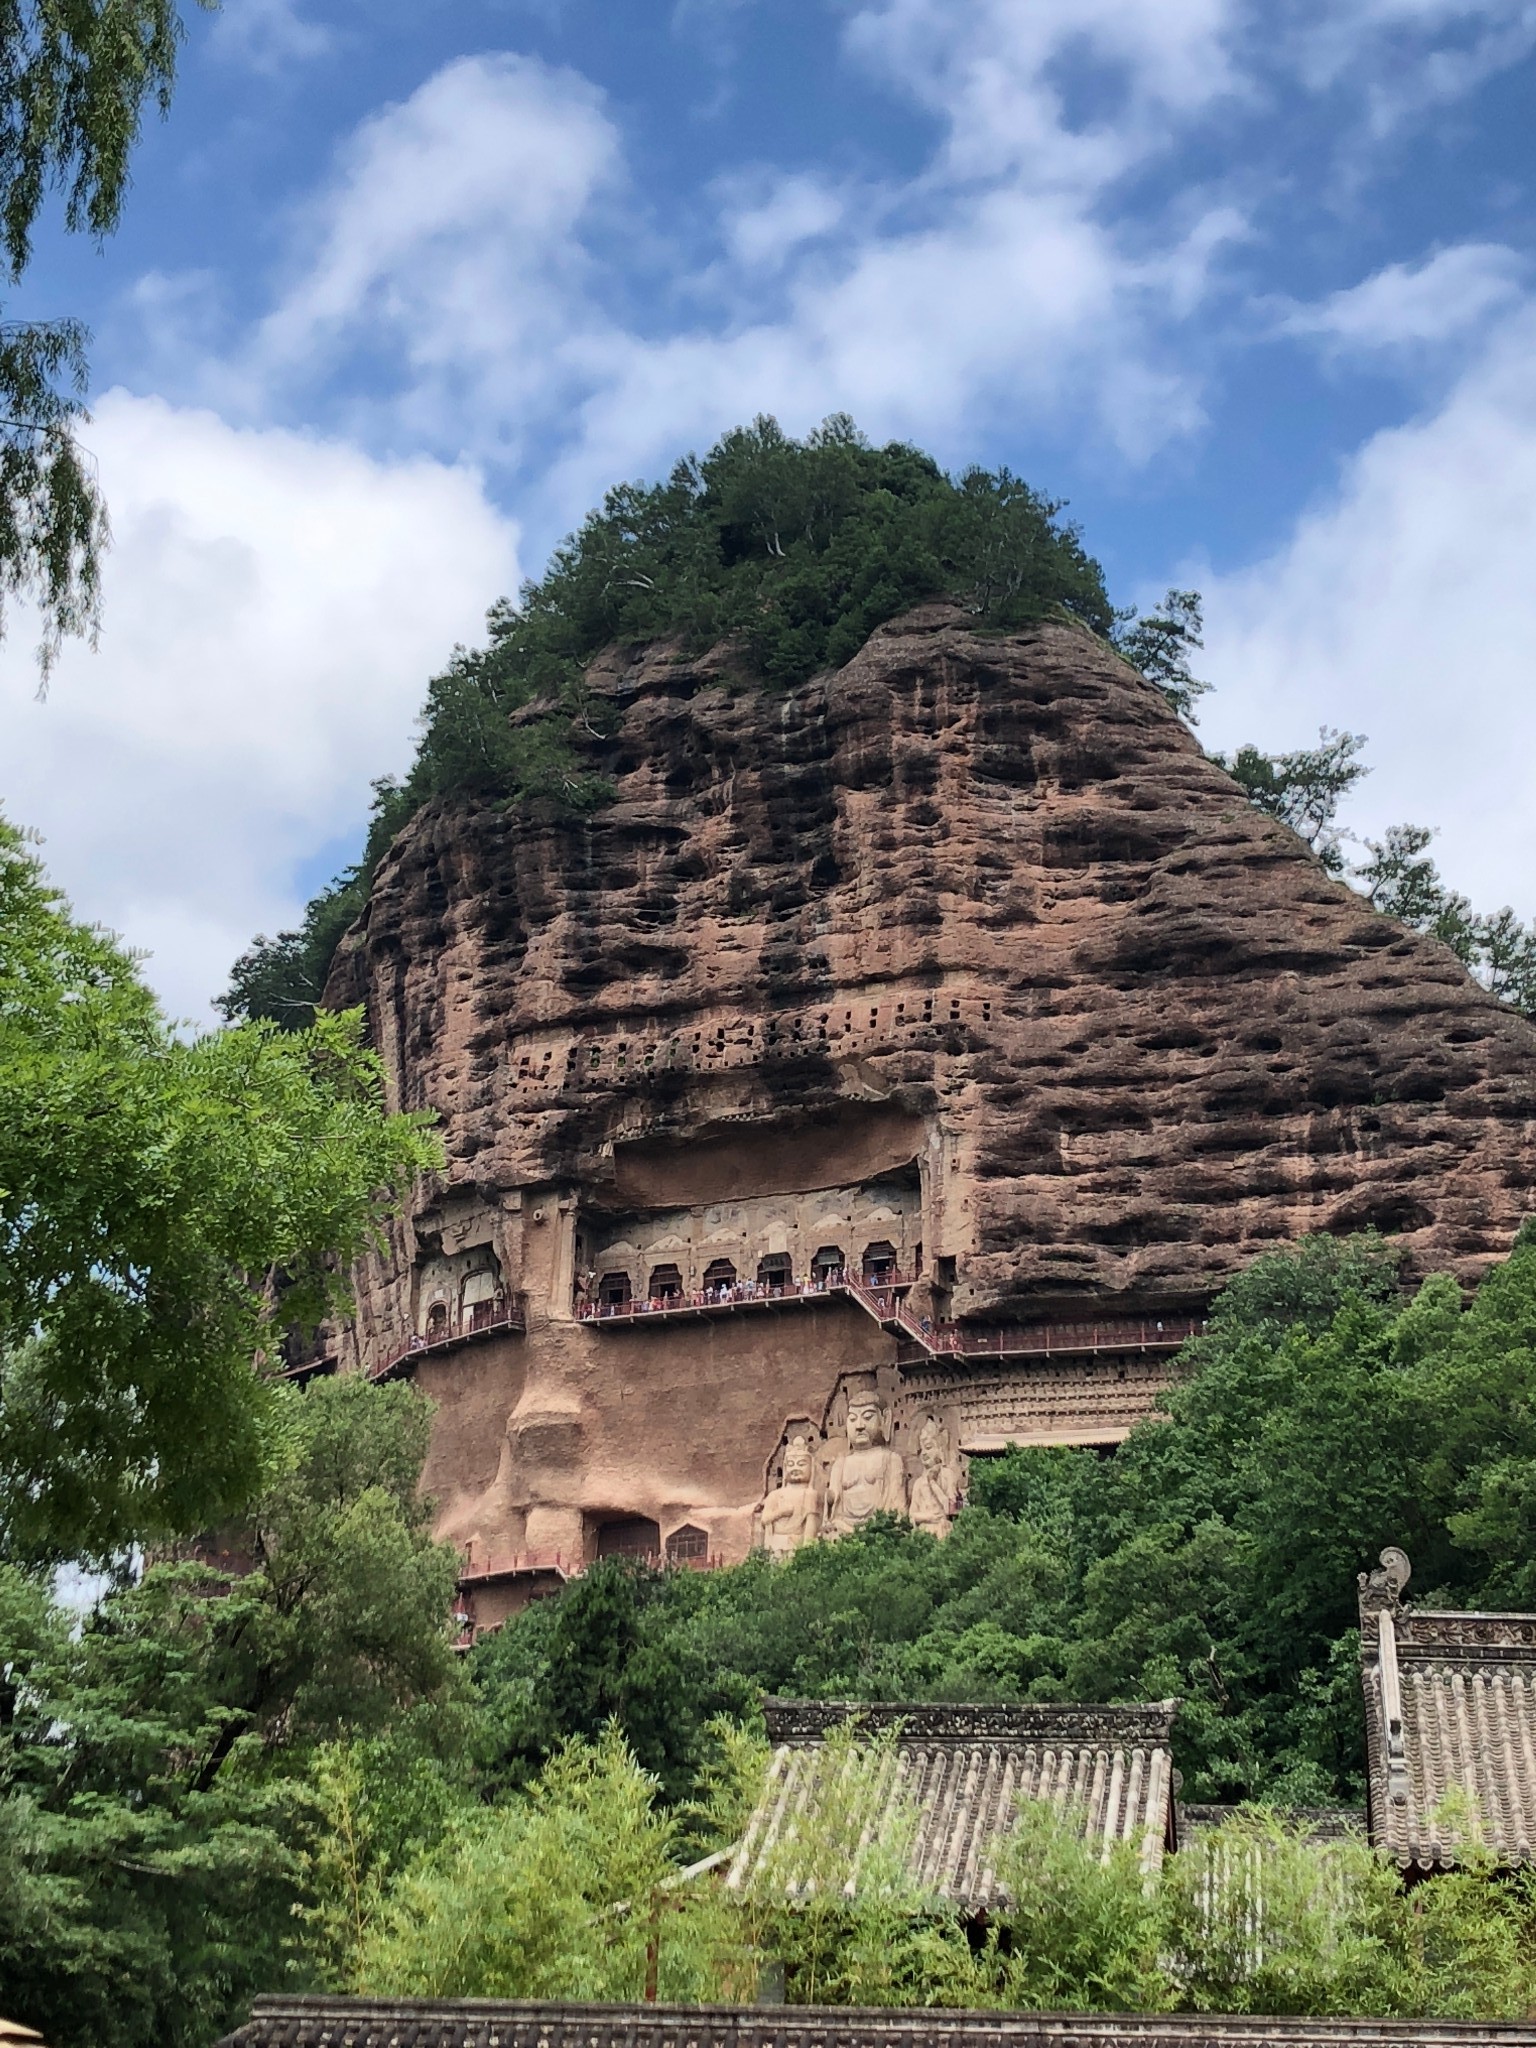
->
[[326, 607, 1536, 1600]]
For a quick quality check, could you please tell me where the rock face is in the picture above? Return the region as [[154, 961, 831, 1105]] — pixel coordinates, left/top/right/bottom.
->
[[326, 606, 1536, 1612]]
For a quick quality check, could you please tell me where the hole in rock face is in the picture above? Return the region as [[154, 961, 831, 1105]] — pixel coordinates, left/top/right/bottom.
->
[[593, 1515, 661, 1561], [647, 1263, 682, 1302], [701, 1257, 738, 1293], [666, 1524, 709, 1564], [862, 1239, 898, 1283], [425, 1301, 449, 1339], [936, 1255, 958, 1287], [599, 1271, 631, 1308], [812, 1245, 846, 1281], [757, 1253, 793, 1290]]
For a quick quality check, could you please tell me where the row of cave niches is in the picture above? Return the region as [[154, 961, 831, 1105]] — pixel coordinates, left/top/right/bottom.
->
[[590, 1239, 916, 1309], [509, 991, 997, 1093]]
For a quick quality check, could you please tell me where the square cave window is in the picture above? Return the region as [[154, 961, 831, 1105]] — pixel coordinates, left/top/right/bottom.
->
[[862, 1240, 898, 1284], [647, 1263, 683, 1303], [599, 1272, 632, 1308], [757, 1253, 793, 1291], [811, 1245, 846, 1283], [936, 1255, 958, 1287], [594, 1515, 661, 1561], [701, 1258, 738, 1294]]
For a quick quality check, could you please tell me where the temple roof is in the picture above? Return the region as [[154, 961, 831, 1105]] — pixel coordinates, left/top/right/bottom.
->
[[723, 1699, 1179, 1911], [1359, 1546, 1536, 1871], [216, 1996, 1536, 2048]]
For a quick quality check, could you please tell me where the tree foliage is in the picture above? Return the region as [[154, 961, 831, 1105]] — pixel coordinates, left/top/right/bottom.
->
[[1357, 823, 1536, 1016], [0, 1376, 470, 2048], [1213, 736, 1536, 1018], [1113, 588, 1208, 722], [1213, 727, 1369, 874], [335, 1722, 1536, 2021], [0, 0, 211, 669], [220, 416, 1207, 1028], [0, 814, 440, 1563], [471, 1231, 1536, 1810]]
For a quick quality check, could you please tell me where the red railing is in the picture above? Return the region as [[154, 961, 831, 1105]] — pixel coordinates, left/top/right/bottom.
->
[[896, 1314, 1207, 1361], [459, 1546, 575, 1584], [578, 1276, 1200, 1363], [369, 1298, 526, 1382], [579, 1272, 915, 1322]]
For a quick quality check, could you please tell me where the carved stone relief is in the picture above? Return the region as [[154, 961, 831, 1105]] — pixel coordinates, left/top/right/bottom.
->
[[752, 1370, 970, 1554], [908, 1412, 966, 1538], [823, 1375, 909, 1536], [753, 1421, 824, 1558]]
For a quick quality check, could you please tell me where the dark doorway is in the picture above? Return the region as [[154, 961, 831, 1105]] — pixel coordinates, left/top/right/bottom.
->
[[594, 1514, 661, 1561], [701, 1257, 738, 1294], [811, 1245, 846, 1284], [757, 1253, 793, 1292], [862, 1239, 898, 1284], [647, 1263, 683, 1303], [599, 1271, 632, 1308]]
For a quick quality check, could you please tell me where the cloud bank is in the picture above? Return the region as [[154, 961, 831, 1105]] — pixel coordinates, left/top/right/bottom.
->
[[0, 393, 519, 1023]]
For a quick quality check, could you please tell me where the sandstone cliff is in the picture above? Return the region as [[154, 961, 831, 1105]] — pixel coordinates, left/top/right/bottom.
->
[[324, 607, 1536, 1596]]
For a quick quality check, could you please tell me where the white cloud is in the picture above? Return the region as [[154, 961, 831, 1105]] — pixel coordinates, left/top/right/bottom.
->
[[1200, 302, 1536, 921], [842, 0, 1238, 186], [1280, 244, 1525, 352], [0, 391, 520, 1024], [719, 173, 847, 272], [208, 0, 332, 70], [253, 52, 621, 444]]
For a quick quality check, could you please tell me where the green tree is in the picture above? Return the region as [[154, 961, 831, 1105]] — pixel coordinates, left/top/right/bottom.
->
[[356, 1725, 749, 2003], [0, 1375, 470, 2048], [1213, 727, 1369, 873], [992, 1799, 1166, 2012], [1112, 588, 1208, 721], [0, 814, 440, 1563], [1357, 824, 1536, 1019], [0, 0, 214, 670]]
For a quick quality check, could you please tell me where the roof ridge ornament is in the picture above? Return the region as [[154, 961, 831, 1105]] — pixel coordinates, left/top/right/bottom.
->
[[1358, 1544, 1412, 1619]]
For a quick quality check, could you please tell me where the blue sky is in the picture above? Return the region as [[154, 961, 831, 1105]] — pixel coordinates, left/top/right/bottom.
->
[[4, 0, 1536, 1019]]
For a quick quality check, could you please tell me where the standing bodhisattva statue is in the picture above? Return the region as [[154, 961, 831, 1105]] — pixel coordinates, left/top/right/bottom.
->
[[754, 1429, 822, 1556], [908, 1413, 965, 1538], [823, 1387, 907, 1536]]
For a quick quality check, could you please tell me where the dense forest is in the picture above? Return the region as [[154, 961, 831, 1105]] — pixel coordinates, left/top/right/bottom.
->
[[219, 417, 1536, 1029]]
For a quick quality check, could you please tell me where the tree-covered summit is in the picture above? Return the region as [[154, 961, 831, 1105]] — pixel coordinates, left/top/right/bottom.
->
[[222, 415, 1201, 1027]]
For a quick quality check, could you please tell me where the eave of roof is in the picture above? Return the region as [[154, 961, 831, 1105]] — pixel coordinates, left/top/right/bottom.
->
[[215, 1994, 1536, 2048]]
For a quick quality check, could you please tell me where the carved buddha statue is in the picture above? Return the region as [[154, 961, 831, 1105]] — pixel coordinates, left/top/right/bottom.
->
[[823, 1388, 908, 1536]]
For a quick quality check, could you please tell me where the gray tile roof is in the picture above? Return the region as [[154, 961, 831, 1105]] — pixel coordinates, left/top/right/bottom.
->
[[215, 1994, 1536, 2048], [1359, 1546, 1536, 1870], [724, 1700, 1179, 1912]]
